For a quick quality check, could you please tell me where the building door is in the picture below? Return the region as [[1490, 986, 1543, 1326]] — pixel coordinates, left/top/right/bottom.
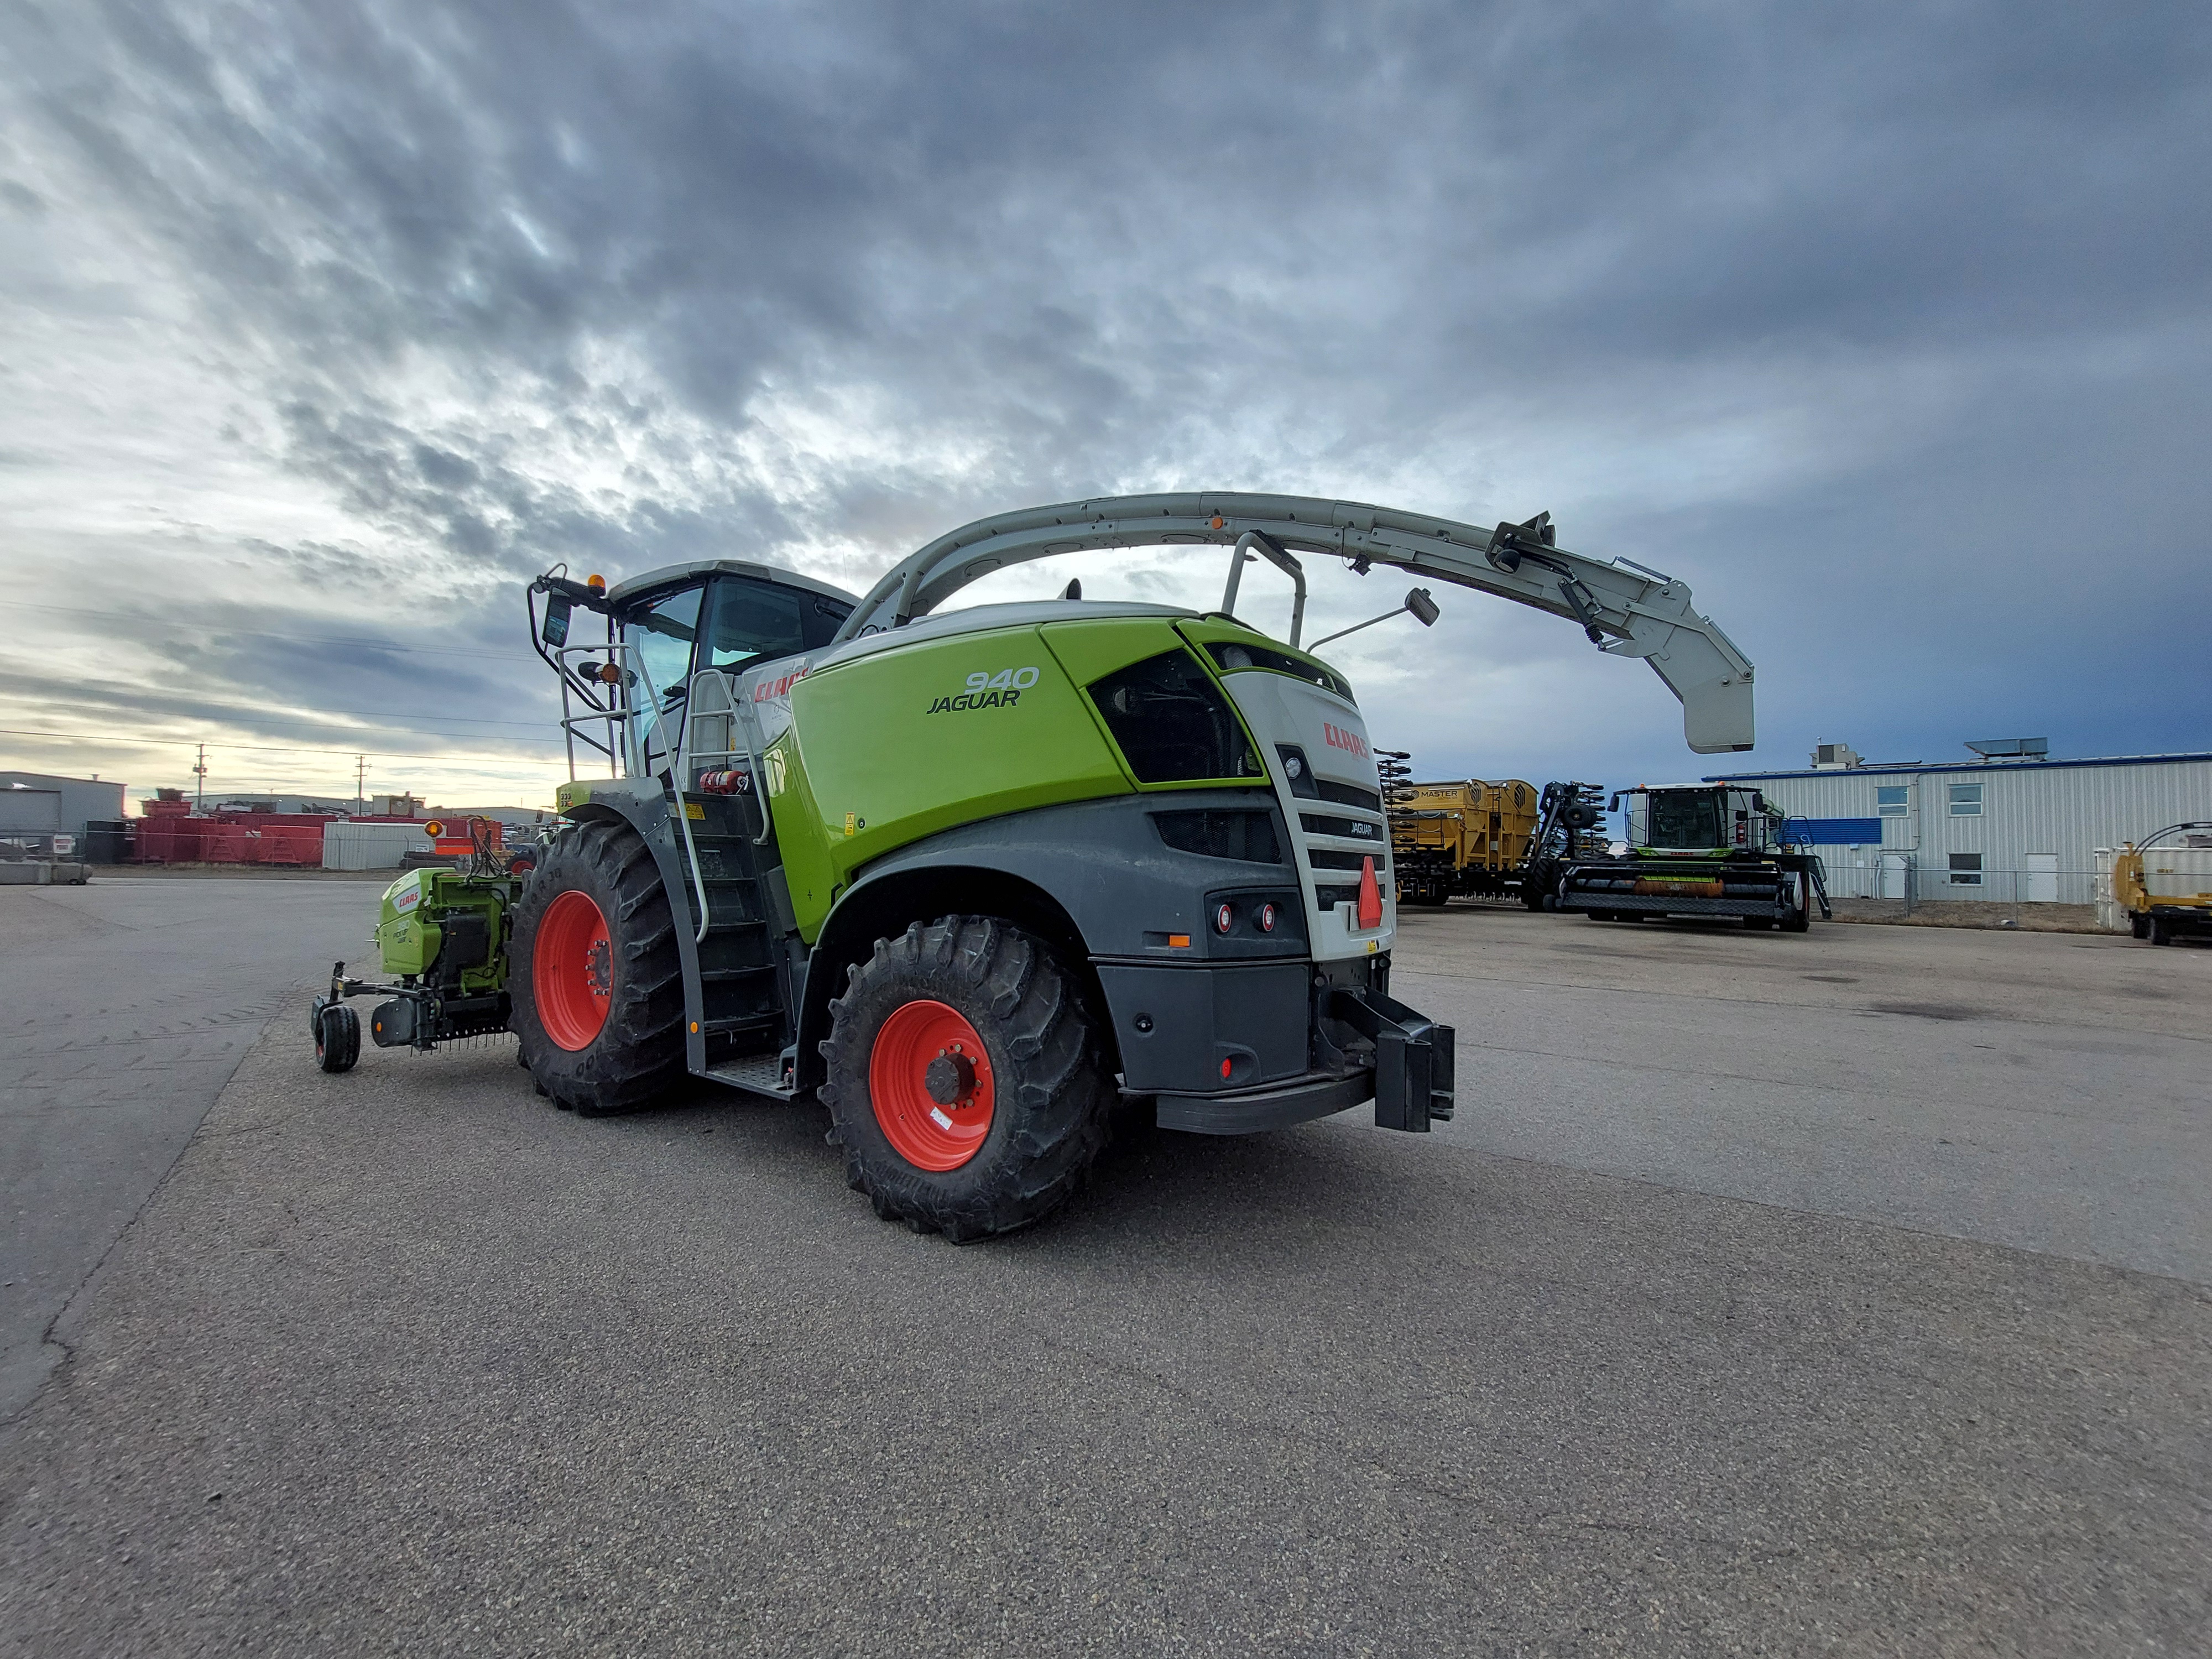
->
[[2025, 853, 2059, 903], [1879, 853, 1910, 899]]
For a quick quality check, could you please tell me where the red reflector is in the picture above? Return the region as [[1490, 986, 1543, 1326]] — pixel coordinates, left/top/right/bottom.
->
[[1220, 1057, 1233, 1079], [1357, 856, 1383, 929], [1214, 901, 1234, 934], [1257, 902, 1277, 933]]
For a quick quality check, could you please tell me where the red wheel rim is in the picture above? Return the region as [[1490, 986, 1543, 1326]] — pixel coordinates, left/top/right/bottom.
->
[[534, 889, 613, 1051], [868, 999, 995, 1172]]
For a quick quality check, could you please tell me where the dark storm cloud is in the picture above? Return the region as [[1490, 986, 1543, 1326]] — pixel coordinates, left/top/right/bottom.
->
[[5, 0, 2209, 782]]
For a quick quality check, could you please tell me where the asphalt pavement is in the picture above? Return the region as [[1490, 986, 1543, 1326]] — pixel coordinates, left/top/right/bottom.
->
[[1, 897, 2206, 1655], [1393, 907, 2212, 1282], [0, 878, 378, 1419]]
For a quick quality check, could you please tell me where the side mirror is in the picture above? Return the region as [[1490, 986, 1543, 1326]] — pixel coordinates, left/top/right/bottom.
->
[[1752, 791, 1765, 812], [1405, 588, 1440, 627], [541, 594, 572, 648], [1608, 793, 1621, 812]]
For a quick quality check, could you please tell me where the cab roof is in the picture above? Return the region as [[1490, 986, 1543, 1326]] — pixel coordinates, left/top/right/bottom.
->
[[603, 559, 860, 610]]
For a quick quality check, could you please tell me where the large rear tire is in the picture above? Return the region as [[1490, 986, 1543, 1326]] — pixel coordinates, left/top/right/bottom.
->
[[821, 915, 1112, 1243], [511, 819, 686, 1115]]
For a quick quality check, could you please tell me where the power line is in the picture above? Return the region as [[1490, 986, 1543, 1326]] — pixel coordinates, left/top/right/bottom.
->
[[13, 702, 562, 735], [0, 696, 562, 738], [0, 726, 565, 766], [19, 601, 543, 662]]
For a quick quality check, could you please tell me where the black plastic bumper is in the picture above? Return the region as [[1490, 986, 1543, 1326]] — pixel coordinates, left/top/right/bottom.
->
[[1154, 1069, 1374, 1135], [1150, 984, 1456, 1136]]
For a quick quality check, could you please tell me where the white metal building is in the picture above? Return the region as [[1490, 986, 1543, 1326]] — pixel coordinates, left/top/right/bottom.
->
[[1709, 744, 2212, 904], [2, 770, 129, 851]]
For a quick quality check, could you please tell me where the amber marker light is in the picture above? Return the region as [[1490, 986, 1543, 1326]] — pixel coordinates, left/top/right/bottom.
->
[[1168, 933, 1191, 948]]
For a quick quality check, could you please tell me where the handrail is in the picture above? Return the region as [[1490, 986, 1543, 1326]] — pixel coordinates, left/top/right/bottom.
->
[[2127, 820, 2212, 851], [553, 643, 631, 781], [627, 643, 713, 945], [1219, 531, 1307, 645]]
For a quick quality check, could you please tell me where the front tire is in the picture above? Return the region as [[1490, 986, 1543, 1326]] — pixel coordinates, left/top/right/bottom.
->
[[821, 915, 1112, 1242], [511, 819, 686, 1115]]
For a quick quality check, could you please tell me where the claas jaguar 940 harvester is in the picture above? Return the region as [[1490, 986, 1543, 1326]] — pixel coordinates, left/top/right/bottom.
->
[[311, 494, 1755, 1239]]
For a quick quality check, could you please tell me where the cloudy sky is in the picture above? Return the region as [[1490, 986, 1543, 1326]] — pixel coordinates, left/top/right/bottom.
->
[[2, 2, 2206, 808]]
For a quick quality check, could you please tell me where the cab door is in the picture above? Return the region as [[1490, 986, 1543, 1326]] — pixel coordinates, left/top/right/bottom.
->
[[619, 584, 705, 779]]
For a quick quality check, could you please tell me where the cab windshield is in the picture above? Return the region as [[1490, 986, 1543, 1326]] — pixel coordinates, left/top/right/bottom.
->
[[1644, 791, 1724, 851]]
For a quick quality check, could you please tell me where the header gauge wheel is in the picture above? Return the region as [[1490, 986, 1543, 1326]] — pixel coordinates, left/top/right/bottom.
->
[[510, 820, 686, 1115], [315, 1003, 359, 1073], [820, 915, 1112, 1243]]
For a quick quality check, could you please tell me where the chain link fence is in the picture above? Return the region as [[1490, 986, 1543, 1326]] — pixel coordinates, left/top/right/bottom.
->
[[1811, 854, 2116, 929]]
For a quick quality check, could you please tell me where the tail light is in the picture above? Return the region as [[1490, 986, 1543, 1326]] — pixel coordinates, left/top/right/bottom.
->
[[1213, 901, 1235, 935]]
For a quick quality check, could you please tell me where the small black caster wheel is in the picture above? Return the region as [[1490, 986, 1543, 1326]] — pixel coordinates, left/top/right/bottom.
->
[[316, 1003, 361, 1073]]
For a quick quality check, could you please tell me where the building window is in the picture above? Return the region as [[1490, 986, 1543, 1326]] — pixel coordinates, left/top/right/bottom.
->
[[1948, 782, 1984, 817], [1949, 853, 1983, 886], [1876, 786, 1908, 817]]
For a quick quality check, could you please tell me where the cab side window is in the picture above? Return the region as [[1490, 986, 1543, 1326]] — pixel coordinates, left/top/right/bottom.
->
[[703, 576, 850, 669]]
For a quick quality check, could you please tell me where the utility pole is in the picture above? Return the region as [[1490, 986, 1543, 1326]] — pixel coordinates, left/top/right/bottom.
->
[[192, 743, 207, 812], [355, 754, 368, 817]]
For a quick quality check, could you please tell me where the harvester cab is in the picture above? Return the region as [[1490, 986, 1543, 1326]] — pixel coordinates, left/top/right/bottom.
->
[[309, 492, 1759, 1239], [1556, 783, 1829, 931]]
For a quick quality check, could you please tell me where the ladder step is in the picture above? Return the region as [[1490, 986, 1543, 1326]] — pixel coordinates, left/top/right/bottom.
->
[[702, 915, 772, 937], [702, 1014, 779, 1037], [700, 965, 775, 984], [704, 1050, 796, 1100]]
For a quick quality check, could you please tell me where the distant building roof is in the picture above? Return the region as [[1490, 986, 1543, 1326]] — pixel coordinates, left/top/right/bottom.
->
[[1709, 750, 2212, 782]]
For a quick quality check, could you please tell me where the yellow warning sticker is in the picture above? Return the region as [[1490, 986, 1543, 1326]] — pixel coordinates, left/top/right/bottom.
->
[[843, 811, 857, 837], [685, 801, 706, 820]]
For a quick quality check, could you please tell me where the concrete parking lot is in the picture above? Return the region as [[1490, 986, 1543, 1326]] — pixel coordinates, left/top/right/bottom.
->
[[1, 889, 2206, 1655]]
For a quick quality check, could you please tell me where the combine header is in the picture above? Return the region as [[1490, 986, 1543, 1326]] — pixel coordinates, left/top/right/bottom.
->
[[1557, 784, 1828, 931]]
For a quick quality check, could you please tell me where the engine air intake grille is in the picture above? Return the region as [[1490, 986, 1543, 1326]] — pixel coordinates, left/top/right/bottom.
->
[[1316, 779, 1383, 813], [1152, 809, 1284, 864], [1203, 641, 1355, 703], [1088, 651, 1264, 784], [1308, 847, 1387, 873]]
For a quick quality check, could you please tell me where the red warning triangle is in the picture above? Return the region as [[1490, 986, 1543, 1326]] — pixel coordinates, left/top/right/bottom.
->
[[1357, 854, 1383, 930]]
